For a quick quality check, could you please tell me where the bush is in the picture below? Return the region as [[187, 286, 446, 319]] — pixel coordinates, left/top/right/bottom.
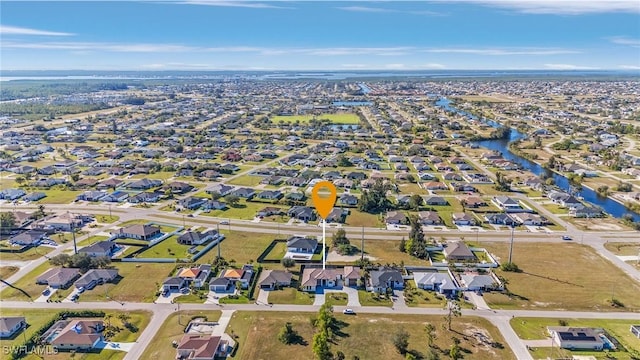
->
[[500, 262, 521, 272]]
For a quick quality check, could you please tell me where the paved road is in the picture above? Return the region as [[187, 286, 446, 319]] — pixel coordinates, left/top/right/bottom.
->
[[3, 300, 639, 360]]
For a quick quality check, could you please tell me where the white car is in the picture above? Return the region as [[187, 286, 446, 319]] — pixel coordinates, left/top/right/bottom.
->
[[343, 308, 356, 315]]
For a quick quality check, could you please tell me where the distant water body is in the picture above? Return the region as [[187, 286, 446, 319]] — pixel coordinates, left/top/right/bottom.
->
[[1, 70, 638, 82]]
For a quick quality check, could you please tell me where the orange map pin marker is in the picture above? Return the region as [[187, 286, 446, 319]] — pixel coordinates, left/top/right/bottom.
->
[[311, 181, 337, 219]]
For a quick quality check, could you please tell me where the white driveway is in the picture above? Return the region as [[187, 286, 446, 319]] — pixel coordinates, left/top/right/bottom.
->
[[212, 310, 235, 336], [392, 290, 407, 309], [156, 291, 183, 304], [34, 288, 57, 303], [467, 291, 490, 310], [256, 289, 270, 305], [62, 288, 81, 303], [96, 341, 136, 352], [313, 292, 325, 306]]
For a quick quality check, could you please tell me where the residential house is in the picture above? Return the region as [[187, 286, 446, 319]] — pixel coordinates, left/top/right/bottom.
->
[[256, 190, 283, 200], [24, 192, 46, 202], [221, 265, 254, 289], [76, 190, 108, 202], [101, 191, 129, 203], [460, 273, 501, 291], [128, 191, 161, 204], [178, 264, 212, 288], [461, 196, 487, 208], [208, 277, 234, 293], [452, 212, 475, 226], [443, 241, 476, 261], [570, 206, 604, 218], [9, 230, 47, 247], [178, 196, 207, 210], [368, 268, 404, 293], [339, 194, 358, 206], [423, 182, 447, 191], [96, 178, 123, 190], [231, 187, 256, 199], [36, 268, 80, 289], [178, 230, 220, 245], [75, 269, 119, 290], [258, 270, 293, 290], [203, 200, 227, 211], [257, 207, 283, 217], [79, 241, 119, 257], [127, 178, 162, 190], [0, 317, 27, 339], [47, 319, 104, 351], [288, 206, 316, 222], [163, 277, 188, 292], [547, 327, 606, 351], [43, 213, 84, 231], [206, 184, 234, 197], [168, 181, 194, 194], [176, 334, 233, 360], [334, 178, 354, 189], [113, 224, 161, 241], [326, 208, 349, 223], [510, 213, 548, 226], [492, 196, 522, 211], [418, 211, 442, 225], [286, 236, 318, 254], [0, 189, 26, 200], [300, 266, 360, 292], [385, 211, 408, 225], [424, 195, 448, 206], [413, 272, 458, 296], [485, 213, 517, 226]]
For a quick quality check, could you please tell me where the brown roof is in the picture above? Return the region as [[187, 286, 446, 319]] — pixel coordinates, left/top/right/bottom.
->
[[177, 335, 221, 359], [50, 319, 104, 347]]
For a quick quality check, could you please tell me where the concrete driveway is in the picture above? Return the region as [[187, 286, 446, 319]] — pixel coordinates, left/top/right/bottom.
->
[[313, 292, 325, 306], [156, 291, 184, 304], [256, 289, 270, 305], [95, 341, 136, 352]]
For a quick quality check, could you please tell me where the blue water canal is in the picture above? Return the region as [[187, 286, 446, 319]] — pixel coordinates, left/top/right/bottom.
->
[[435, 98, 640, 222]]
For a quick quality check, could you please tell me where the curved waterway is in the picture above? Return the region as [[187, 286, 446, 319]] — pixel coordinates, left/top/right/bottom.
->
[[435, 97, 640, 222]]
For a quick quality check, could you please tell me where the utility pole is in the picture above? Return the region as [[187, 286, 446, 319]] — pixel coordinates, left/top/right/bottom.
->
[[361, 226, 364, 261], [69, 211, 78, 255], [217, 223, 221, 260], [508, 225, 514, 264]]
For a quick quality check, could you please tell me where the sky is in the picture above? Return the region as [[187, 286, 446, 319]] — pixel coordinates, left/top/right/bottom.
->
[[1, 0, 639, 71]]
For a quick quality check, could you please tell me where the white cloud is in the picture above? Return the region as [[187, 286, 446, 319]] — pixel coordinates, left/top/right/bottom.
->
[[619, 65, 640, 70], [337, 5, 445, 16], [341, 64, 369, 69], [454, 0, 640, 15], [178, 1, 292, 9], [421, 63, 446, 69], [2, 41, 196, 52], [424, 47, 580, 55], [385, 63, 406, 69], [0, 25, 74, 36], [609, 36, 640, 47], [337, 6, 393, 13], [544, 63, 599, 70]]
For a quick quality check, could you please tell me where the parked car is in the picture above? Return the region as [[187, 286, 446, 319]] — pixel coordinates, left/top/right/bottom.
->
[[77, 287, 85, 293], [220, 220, 229, 225], [562, 235, 572, 240], [180, 287, 190, 294], [343, 308, 356, 315], [42, 288, 51, 296]]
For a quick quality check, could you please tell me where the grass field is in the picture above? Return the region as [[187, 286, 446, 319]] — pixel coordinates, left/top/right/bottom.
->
[[481, 242, 640, 311], [201, 200, 267, 220], [0, 244, 54, 261], [511, 317, 640, 360], [271, 113, 360, 125], [325, 292, 348, 306], [134, 235, 213, 260], [40, 189, 83, 204], [267, 288, 315, 305], [604, 242, 640, 256], [79, 262, 176, 303], [403, 283, 448, 308], [0, 261, 52, 300], [262, 241, 287, 261], [361, 240, 429, 266], [358, 290, 393, 307], [95, 215, 120, 223], [345, 209, 382, 227], [76, 235, 109, 247], [227, 311, 515, 360], [227, 174, 263, 186], [0, 309, 150, 360], [204, 231, 278, 265], [0, 265, 19, 279], [140, 310, 222, 360]]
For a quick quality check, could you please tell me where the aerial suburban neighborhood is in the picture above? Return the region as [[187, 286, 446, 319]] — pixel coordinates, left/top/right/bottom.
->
[[1, 1, 640, 360]]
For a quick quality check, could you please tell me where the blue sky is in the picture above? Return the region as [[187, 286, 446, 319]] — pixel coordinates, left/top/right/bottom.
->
[[1, 1, 639, 70]]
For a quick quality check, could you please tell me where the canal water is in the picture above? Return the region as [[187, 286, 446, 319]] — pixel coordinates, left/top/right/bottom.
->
[[436, 98, 640, 222]]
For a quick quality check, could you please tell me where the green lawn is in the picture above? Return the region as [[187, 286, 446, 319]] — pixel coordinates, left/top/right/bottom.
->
[[481, 242, 640, 311], [271, 113, 360, 124], [79, 262, 176, 303], [202, 200, 265, 220], [204, 231, 277, 265], [357, 290, 393, 307], [227, 311, 515, 360], [325, 292, 348, 306], [77, 235, 109, 247], [227, 175, 263, 186], [40, 189, 83, 204], [219, 294, 251, 304], [511, 317, 640, 360], [0, 265, 19, 279], [262, 241, 287, 261], [604, 242, 640, 256], [0, 309, 150, 360], [0, 244, 54, 261], [345, 209, 382, 227], [136, 235, 193, 259], [95, 215, 120, 223], [140, 311, 222, 360], [0, 261, 52, 300], [267, 287, 315, 305], [403, 284, 448, 308], [361, 240, 430, 266]]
